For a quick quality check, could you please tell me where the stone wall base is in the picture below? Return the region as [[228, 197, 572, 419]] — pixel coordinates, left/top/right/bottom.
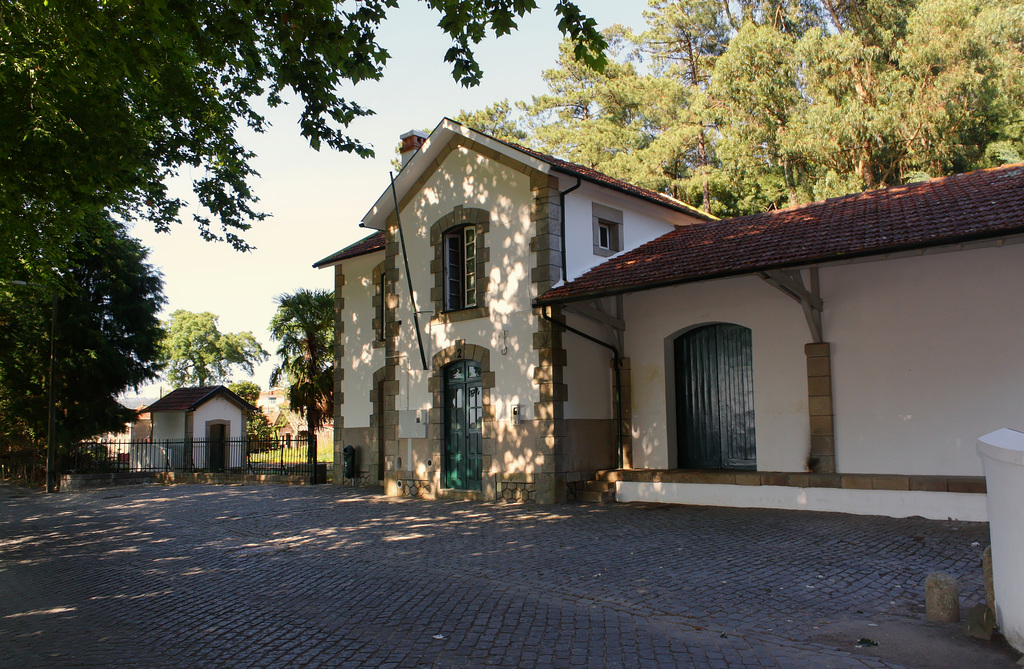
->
[[60, 471, 324, 492], [383, 470, 567, 504]]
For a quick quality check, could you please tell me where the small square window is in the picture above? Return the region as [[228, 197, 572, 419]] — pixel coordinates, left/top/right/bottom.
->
[[592, 203, 623, 257]]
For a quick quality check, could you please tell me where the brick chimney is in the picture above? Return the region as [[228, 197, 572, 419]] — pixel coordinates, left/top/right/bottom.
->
[[400, 129, 429, 166]]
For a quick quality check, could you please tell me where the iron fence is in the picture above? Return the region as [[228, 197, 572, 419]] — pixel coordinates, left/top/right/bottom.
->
[[68, 437, 326, 478]]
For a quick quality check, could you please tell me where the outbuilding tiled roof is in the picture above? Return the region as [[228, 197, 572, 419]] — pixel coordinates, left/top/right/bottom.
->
[[145, 386, 257, 413], [313, 231, 385, 268], [537, 163, 1024, 305]]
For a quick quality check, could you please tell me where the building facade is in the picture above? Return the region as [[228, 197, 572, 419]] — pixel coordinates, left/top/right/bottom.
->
[[315, 120, 709, 503], [318, 120, 1024, 520]]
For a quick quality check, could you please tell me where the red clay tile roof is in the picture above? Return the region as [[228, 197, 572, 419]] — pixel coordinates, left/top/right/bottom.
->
[[537, 163, 1024, 305], [145, 386, 257, 413], [488, 135, 716, 222], [313, 231, 385, 268]]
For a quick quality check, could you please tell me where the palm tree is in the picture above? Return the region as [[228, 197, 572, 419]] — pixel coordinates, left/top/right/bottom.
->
[[268, 289, 334, 469]]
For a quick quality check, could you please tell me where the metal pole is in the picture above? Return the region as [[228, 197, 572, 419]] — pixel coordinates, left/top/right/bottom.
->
[[46, 293, 58, 493], [309, 432, 317, 484], [389, 172, 428, 371]]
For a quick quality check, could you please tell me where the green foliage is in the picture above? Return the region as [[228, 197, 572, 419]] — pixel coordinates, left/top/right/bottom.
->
[[516, 0, 1024, 217], [0, 216, 165, 452], [454, 100, 528, 143], [0, 1, 607, 286], [160, 311, 268, 388], [228, 380, 276, 440], [522, 30, 662, 184], [228, 381, 262, 406], [268, 289, 334, 450]]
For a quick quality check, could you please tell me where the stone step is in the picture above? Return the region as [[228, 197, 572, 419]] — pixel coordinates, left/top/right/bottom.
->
[[575, 489, 616, 503], [580, 480, 615, 493]]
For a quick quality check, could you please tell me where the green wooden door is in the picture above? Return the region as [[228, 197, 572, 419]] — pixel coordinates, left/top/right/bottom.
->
[[675, 324, 756, 470], [208, 424, 226, 473], [444, 360, 483, 490]]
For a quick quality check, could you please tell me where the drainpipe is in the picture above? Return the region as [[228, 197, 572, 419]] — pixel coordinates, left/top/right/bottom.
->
[[540, 306, 624, 469], [558, 177, 582, 283], [389, 172, 428, 371]]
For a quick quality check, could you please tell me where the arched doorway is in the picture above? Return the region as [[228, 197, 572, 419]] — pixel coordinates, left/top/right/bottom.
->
[[205, 421, 229, 473], [443, 360, 483, 490], [675, 323, 756, 470]]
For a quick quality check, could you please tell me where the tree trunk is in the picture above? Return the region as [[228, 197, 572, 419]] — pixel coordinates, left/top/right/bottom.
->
[[698, 130, 711, 213]]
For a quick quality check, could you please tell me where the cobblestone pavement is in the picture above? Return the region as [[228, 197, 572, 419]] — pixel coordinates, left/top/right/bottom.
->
[[0, 483, 1017, 668]]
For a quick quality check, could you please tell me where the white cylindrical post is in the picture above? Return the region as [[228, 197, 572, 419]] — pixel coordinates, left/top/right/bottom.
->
[[977, 428, 1024, 652]]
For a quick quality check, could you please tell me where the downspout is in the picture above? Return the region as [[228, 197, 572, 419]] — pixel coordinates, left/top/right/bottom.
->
[[389, 172, 428, 371], [540, 306, 624, 469], [558, 177, 582, 283]]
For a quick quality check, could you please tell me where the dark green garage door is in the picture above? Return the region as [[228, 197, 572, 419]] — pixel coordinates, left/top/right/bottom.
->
[[675, 323, 756, 470]]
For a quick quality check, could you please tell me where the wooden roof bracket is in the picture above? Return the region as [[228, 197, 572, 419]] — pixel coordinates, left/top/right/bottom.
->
[[759, 268, 823, 343], [564, 296, 626, 351]]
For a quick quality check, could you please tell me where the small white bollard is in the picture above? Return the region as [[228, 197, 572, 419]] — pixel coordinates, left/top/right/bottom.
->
[[977, 428, 1024, 652]]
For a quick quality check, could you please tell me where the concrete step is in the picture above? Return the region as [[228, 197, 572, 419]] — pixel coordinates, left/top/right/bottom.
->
[[580, 480, 615, 493]]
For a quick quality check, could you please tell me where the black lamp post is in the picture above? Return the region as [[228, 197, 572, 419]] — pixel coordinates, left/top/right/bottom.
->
[[45, 292, 58, 493]]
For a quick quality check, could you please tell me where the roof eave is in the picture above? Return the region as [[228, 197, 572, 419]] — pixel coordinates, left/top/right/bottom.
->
[[360, 118, 551, 231], [547, 166, 716, 222], [312, 245, 384, 269], [535, 228, 1024, 307]]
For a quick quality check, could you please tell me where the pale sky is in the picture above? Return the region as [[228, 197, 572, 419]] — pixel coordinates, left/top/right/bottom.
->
[[126, 1, 647, 398]]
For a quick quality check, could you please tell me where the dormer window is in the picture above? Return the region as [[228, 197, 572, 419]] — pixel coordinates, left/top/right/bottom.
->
[[444, 226, 476, 311], [592, 203, 623, 257]]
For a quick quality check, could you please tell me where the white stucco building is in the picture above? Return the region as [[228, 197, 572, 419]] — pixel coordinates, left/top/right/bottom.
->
[[317, 118, 1024, 519]]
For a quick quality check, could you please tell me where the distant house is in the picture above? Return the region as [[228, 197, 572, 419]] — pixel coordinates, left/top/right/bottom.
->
[[95, 400, 151, 443], [145, 386, 257, 470], [256, 387, 289, 412], [256, 387, 333, 447], [129, 407, 152, 442]]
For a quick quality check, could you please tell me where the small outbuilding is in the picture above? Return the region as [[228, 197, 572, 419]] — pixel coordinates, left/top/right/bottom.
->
[[145, 386, 257, 471]]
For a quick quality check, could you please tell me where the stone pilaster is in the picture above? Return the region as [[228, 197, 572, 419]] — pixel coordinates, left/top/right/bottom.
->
[[530, 172, 567, 503], [381, 215, 403, 494], [332, 265, 346, 478], [805, 342, 836, 473]]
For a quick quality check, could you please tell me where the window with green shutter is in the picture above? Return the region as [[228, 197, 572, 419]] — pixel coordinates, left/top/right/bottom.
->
[[444, 226, 477, 311]]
